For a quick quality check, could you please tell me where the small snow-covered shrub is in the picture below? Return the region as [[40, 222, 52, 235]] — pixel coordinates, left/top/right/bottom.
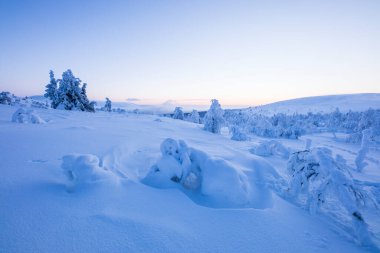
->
[[204, 99, 224, 134], [12, 108, 45, 124], [286, 147, 376, 245], [187, 109, 200, 124], [172, 107, 184, 120], [230, 125, 250, 141], [250, 140, 289, 159]]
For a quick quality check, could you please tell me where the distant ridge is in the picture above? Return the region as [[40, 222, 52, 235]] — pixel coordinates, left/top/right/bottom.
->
[[244, 93, 380, 115]]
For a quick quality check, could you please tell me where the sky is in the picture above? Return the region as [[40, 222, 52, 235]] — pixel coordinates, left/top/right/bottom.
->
[[0, 0, 379, 106]]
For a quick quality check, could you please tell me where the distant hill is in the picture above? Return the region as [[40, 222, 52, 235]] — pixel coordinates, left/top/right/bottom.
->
[[243, 93, 380, 116]]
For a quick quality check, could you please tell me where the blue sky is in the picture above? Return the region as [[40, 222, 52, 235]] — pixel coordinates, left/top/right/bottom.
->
[[0, 0, 379, 106]]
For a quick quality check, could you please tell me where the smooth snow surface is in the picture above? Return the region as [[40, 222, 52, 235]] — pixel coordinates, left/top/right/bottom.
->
[[0, 104, 379, 252]]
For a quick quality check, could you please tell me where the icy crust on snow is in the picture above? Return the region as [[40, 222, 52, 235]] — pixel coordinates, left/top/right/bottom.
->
[[143, 138, 275, 208]]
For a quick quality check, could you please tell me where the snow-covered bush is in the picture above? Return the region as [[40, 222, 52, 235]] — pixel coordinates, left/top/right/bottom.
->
[[204, 99, 224, 134], [230, 125, 250, 141], [143, 138, 251, 207], [172, 107, 184, 120], [12, 108, 45, 124], [62, 154, 116, 190], [187, 109, 200, 124], [250, 140, 289, 159], [286, 147, 376, 245], [0, 91, 15, 105]]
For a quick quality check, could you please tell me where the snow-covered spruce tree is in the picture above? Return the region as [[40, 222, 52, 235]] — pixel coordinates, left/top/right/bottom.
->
[[204, 99, 224, 134], [173, 107, 184, 120], [103, 97, 112, 112], [55, 70, 95, 112], [287, 147, 376, 245], [44, 70, 58, 108], [79, 83, 96, 112], [188, 109, 200, 124]]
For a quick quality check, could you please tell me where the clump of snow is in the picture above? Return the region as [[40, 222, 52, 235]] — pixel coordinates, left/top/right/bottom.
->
[[286, 147, 377, 246], [230, 125, 250, 141], [62, 154, 117, 190], [11, 108, 45, 124], [250, 140, 290, 159], [143, 138, 252, 207]]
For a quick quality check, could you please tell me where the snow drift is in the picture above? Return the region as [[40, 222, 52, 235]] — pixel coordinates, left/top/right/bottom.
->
[[143, 138, 274, 209]]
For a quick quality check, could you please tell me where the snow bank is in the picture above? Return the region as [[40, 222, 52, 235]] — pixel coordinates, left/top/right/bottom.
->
[[12, 108, 45, 124], [62, 154, 117, 190], [143, 138, 253, 207]]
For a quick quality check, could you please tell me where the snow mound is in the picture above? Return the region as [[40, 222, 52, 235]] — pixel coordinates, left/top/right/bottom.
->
[[143, 138, 273, 208], [250, 140, 290, 159], [12, 108, 45, 124], [62, 154, 117, 190]]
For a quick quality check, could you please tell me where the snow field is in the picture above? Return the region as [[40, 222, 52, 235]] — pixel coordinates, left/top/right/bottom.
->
[[0, 104, 379, 252]]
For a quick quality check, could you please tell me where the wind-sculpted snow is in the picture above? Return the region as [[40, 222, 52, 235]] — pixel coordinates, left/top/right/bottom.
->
[[12, 108, 45, 124], [142, 138, 276, 209], [62, 154, 118, 191], [1, 104, 378, 252]]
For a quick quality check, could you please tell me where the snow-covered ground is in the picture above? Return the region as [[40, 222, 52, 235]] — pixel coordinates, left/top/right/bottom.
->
[[0, 101, 379, 252]]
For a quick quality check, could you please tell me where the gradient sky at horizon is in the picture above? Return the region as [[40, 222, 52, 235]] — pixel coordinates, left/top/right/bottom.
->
[[0, 0, 379, 106]]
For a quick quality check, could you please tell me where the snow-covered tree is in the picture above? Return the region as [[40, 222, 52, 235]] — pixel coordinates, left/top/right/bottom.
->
[[187, 109, 200, 124], [355, 129, 371, 172], [78, 83, 96, 112], [103, 97, 112, 112], [204, 99, 224, 134], [328, 108, 342, 138], [0, 91, 14, 105], [287, 147, 375, 245], [54, 70, 95, 112], [173, 107, 184, 120], [44, 70, 58, 108]]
